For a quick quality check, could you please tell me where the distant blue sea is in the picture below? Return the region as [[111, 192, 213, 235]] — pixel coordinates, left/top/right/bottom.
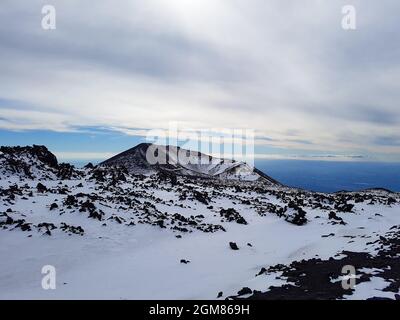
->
[[255, 160, 400, 193], [68, 159, 400, 193]]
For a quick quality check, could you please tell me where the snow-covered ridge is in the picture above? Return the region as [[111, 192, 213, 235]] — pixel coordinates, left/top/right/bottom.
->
[[0, 144, 399, 300], [0, 145, 79, 180], [100, 143, 279, 183]]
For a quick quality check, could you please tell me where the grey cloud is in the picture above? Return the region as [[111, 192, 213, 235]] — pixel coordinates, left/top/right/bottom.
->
[[255, 136, 276, 142], [307, 104, 399, 126], [0, 1, 245, 82], [0, 0, 400, 160], [287, 139, 314, 145], [373, 136, 400, 147]]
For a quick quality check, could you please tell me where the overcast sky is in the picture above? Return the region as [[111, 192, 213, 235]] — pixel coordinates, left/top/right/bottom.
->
[[0, 0, 399, 162]]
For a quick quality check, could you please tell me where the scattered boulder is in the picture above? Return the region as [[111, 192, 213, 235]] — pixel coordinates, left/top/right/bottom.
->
[[49, 203, 59, 211], [220, 208, 247, 225], [329, 211, 346, 225], [193, 190, 209, 205], [180, 259, 190, 264], [284, 201, 307, 226], [237, 287, 252, 296], [36, 183, 47, 193]]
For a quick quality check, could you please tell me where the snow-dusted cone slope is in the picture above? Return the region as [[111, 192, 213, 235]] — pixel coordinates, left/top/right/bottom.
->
[[100, 143, 279, 183], [0, 145, 400, 300]]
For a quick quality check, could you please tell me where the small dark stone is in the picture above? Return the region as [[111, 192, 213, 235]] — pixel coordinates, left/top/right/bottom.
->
[[257, 267, 267, 276], [36, 183, 47, 193], [84, 162, 95, 169], [237, 287, 252, 296], [229, 242, 239, 250], [220, 208, 247, 225]]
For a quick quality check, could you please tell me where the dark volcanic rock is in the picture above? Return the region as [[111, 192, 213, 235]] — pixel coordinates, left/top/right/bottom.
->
[[180, 259, 190, 264], [237, 287, 252, 296], [220, 208, 247, 225], [36, 183, 48, 193], [60, 222, 84, 235], [84, 162, 95, 169], [49, 203, 59, 211], [329, 211, 346, 225], [284, 201, 307, 226], [335, 202, 354, 213], [193, 190, 209, 205], [0, 145, 62, 179], [232, 226, 400, 300]]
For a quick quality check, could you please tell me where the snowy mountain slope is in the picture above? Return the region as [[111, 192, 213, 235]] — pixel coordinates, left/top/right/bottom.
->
[[0, 145, 399, 300], [100, 143, 279, 183], [0, 145, 80, 180]]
